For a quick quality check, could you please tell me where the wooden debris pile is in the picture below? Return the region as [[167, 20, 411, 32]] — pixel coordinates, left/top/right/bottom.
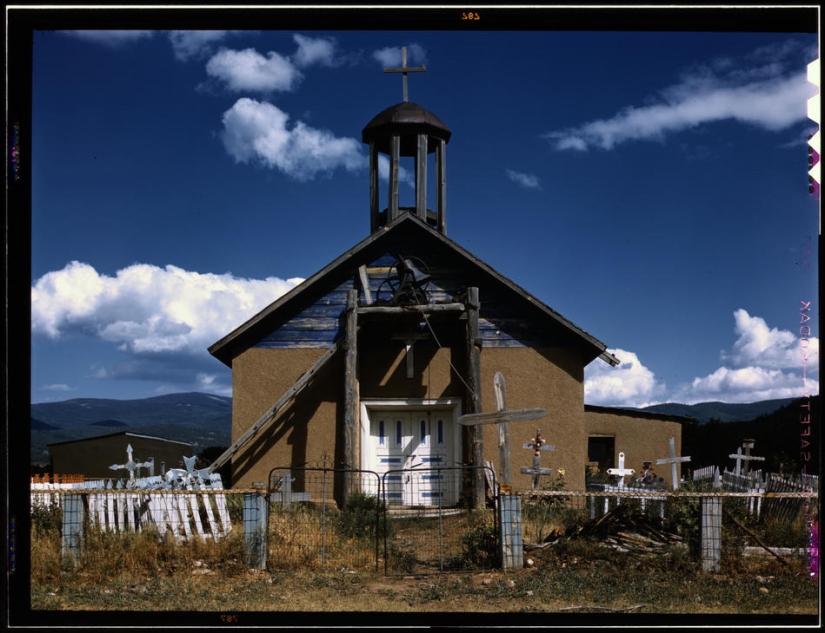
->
[[529, 503, 683, 556]]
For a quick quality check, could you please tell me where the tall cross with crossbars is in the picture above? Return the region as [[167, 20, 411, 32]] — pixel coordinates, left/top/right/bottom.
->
[[383, 46, 426, 103], [457, 372, 546, 487]]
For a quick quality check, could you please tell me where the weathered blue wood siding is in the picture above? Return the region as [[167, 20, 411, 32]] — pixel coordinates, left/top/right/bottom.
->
[[253, 249, 568, 350]]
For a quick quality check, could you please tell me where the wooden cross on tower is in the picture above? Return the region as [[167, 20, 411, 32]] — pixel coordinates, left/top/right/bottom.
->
[[656, 437, 691, 491], [606, 452, 636, 486], [383, 46, 426, 103], [729, 440, 765, 477], [521, 429, 555, 490], [457, 372, 546, 487]]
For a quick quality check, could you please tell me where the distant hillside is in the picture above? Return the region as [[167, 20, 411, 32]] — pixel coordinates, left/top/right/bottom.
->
[[640, 397, 798, 423], [681, 395, 820, 474], [30, 392, 232, 466]]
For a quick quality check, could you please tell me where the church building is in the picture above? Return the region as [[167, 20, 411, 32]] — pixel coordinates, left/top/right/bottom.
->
[[208, 53, 686, 503]]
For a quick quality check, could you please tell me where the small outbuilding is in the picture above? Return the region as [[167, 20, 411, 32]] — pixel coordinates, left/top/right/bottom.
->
[[49, 431, 193, 480]]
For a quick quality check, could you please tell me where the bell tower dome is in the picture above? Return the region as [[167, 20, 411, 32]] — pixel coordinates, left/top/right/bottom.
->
[[361, 47, 451, 234]]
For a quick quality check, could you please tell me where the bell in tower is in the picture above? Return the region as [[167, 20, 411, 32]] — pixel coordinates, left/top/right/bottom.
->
[[361, 47, 451, 235]]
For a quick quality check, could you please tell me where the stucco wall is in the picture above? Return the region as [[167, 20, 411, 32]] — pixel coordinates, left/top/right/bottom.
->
[[583, 408, 685, 488], [478, 347, 588, 492]]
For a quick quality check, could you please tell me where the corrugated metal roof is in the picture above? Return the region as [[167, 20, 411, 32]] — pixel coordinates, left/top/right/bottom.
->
[[47, 431, 194, 448]]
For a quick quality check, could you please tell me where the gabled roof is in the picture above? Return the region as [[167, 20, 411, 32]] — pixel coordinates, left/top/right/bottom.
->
[[208, 213, 620, 368]]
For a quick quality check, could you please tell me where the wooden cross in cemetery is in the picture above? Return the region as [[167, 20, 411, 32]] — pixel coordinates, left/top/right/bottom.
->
[[521, 429, 555, 490], [383, 46, 426, 103], [656, 436, 691, 490], [457, 372, 546, 489], [606, 451, 636, 485], [109, 444, 154, 481], [729, 439, 765, 477]]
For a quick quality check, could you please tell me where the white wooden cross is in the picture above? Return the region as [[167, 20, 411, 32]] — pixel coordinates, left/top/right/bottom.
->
[[729, 443, 765, 476], [521, 429, 555, 490], [606, 452, 636, 485], [109, 444, 154, 481], [457, 372, 546, 486], [656, 437, 691, 491]]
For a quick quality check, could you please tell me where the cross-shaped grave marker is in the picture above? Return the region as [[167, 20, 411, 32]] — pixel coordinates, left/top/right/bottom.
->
[[729, 441, 765, 477], [383, 45, 427, 103], [109, 444, 154, 481], [606, 451, 636, 486], [520, 429, 555, 490], [457, 372, 546, 488], [656, 437, 691, 491]]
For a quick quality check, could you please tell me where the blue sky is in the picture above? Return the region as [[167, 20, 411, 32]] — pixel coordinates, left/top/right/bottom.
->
[[26, 13, 820, 408]]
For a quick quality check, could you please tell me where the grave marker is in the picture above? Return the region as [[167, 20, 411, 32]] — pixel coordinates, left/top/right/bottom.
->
[[729, 442, 765, 477], [656, 437, 691, 491], [457, 372, 546, 488], [606, 452, 635, 486], [520, 429, 554, 490]]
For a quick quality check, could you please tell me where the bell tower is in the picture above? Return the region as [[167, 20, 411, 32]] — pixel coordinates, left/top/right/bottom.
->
[[362, 47, 452, 234]]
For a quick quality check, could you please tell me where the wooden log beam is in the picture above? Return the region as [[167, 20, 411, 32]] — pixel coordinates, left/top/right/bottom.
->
[[343, 289, 359, 477], [457, 408, 547, 426], [466, 287, 485, 509], [208, 341, 341, 474], [357, 303, 465, 315]]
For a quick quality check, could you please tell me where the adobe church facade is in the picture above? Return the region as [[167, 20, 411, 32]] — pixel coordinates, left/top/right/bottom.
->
[[208, 64, 686, 501]]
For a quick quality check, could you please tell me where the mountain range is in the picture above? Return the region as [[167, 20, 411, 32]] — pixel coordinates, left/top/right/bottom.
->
[[30, 392, 818, 472]]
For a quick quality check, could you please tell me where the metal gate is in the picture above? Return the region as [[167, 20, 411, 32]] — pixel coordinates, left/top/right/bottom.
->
[[267, 464, 498, 575]]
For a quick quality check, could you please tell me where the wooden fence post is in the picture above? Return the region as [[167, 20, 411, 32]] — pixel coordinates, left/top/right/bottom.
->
[[61, 492, 84, 566], [244, 488, 269, 570], [498, 494, 523, 570], [701, 496, 722, 573]]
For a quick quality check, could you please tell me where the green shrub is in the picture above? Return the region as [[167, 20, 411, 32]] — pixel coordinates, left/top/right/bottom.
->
[[335, 491, 387, 540]]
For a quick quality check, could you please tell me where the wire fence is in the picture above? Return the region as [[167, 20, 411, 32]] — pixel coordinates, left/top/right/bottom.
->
[[32, 472, 818, 576]]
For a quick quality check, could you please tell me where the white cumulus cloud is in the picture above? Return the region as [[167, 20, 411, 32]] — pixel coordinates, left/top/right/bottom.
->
[[672, 309, 818, 404], [292, 34, 338, 68], [372, 44, 426, 68], [206, 48, 303, 93], [168, 30, 246, 62], [32, 261, 303, 355], [545, 39, 816, 151], [506, 169, 541, 190], [220, 97, 367, 181], [584, 348, 667, 408]]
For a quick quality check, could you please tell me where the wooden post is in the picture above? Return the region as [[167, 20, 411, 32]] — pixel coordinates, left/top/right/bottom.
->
[[343, 289, 359, 499], [369, 141, 379, 232], [701, 496, 722, 573], [388, 135, 400, 222], [61, 492, 84, 566], [243, 488, 268, 570], [436, 139, 446, 234], [465, 287, 484, 509], [416, 133, 427, 221]]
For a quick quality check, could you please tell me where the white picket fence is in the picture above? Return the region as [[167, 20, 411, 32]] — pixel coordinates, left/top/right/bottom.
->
[[31, 472, 233, 542]]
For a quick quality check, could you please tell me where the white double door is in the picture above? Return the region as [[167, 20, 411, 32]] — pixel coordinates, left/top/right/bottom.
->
[[369, 410, 454, 506]]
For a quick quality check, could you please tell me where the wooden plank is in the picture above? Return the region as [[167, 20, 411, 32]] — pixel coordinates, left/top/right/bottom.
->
[[358, 265, 373, 305], [457, 408, 547, 426], [209, 341, 341, 473]]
